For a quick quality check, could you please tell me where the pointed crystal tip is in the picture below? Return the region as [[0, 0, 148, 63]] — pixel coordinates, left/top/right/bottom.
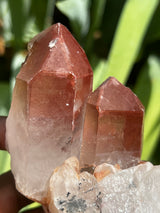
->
[[88, 77, 144, 112], [80, 77, 144, 169], [18, 23, 93, 82]]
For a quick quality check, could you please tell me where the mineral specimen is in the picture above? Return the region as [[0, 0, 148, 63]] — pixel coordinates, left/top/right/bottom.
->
[[5, 21, 150, 213], [46, 157, 160, 213], [80, 77, 144, 169], [6, 23, 93, 202]]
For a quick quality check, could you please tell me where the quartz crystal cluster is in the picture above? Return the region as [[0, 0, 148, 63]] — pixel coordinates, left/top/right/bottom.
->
[[5, 23, 160, 213]]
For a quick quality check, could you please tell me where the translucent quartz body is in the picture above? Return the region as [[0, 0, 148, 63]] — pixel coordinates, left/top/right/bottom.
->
[[80, 77, 144, 169], [6, 23, 93, 202], [48, 157, 99, 213], [47, 158, 160, 213]]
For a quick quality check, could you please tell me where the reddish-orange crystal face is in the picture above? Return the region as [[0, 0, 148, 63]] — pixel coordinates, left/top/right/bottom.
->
[[6, 23, 93, 202], [80, 77, 144, 169], [18, 23, 93, 120]]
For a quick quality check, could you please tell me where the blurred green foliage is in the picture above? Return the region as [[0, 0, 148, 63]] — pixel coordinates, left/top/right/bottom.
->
[[0, 0, 160, 211]]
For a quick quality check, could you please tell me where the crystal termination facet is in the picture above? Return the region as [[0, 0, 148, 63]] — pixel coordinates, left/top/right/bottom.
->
[[80, 77, 144, 169], [6, 23, 93, 202]]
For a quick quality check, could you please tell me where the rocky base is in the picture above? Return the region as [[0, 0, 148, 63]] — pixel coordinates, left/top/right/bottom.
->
[[41, 157, 160, 213]]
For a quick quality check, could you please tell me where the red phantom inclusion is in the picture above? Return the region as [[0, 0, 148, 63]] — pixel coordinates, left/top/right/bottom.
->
[[80, 77, 144, 169], [6, 23, 93, 202]]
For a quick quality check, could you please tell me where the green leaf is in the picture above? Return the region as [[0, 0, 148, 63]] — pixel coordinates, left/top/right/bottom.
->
[[56, 0, 90, 39], [0, 82, 10, 116], [0, 82, 10, 174], [89, 0, 107, 32], [134, 55, 160, 161], [45, 0, 56, 28], [22, 0, 55, 44], [19, 203, 41, 212], [93, 58, 108, 91], [22, 19, 40, 45], [0, 151, 10, 174], [10, 51, 27, 92], [3, 0, 54, 48], [0, 0, 13, 43], [8, 0, 30, 49], [106, 0, 159, 84], [29, 0, 55, 31], [145, 3, 160, 43], [85, 0, 107, 54]]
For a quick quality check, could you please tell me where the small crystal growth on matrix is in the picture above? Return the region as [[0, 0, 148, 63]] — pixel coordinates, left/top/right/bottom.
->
[[80, 77, 144, 169], [47, 157, 99, 213], [6, 23, 93, 202]]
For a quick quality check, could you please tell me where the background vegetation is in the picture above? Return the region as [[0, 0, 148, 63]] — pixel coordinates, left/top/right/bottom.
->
[[0, 0, 160, 211]]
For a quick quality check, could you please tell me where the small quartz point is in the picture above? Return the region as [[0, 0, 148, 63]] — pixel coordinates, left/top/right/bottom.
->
[[6, 23, 93, 202], [80, 77, 144, 169], [47, 157, 160, 213], [94, 163, 120, 182]]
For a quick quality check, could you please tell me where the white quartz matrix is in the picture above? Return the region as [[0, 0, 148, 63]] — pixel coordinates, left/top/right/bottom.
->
[[46, 158, 160, 213]]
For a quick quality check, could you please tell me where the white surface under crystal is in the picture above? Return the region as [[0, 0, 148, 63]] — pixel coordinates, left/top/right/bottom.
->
[[47, 159, 160, 213]]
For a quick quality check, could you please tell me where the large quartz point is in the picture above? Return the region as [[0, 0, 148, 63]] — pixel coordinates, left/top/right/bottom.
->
[[46, 157, 160, 213], [80, 77, 144, 169], [6, 23, 93, 202]]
